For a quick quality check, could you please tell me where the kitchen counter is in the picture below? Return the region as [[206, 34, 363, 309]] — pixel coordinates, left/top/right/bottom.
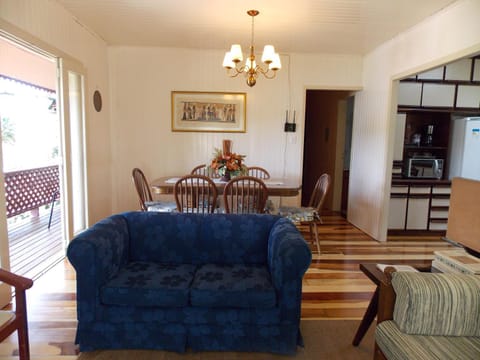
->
[[392, 178, 451, 186]]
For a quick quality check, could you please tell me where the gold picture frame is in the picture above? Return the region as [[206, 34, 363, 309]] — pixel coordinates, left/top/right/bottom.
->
[[171, 91, 246, 133]]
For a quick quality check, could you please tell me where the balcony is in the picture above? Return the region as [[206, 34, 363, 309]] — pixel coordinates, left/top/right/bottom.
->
[[5, 165, 64, 279]]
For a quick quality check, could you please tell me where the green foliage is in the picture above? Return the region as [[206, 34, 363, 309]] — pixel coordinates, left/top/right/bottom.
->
[[1, 116, 15, 144]]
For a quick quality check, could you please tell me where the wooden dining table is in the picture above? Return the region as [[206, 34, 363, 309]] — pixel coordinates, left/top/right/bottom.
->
[[150, 176, 301, 197]]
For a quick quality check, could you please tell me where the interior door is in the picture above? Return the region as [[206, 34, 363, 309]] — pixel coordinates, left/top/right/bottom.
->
[[58, 58, 88, 239]]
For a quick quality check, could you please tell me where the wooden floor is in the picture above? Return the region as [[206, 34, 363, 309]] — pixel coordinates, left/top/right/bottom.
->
[[8, 205, 64, 280], [0, 213, 454, 359]]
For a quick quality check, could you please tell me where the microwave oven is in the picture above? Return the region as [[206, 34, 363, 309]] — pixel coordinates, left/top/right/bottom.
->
[[405, 158, 444, 179]]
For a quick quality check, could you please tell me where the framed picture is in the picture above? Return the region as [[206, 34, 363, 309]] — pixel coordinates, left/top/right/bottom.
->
[[171, 91, 246, 133]]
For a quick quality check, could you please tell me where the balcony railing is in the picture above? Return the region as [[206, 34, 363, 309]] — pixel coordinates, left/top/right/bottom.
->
[[4, 165, 59, 218]]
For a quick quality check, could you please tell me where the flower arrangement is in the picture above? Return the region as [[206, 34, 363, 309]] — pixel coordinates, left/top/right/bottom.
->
[[210, 148, 247, 179]]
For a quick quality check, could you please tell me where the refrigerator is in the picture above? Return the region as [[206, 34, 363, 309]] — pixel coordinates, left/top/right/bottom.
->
[[448, 117, 480, 180]]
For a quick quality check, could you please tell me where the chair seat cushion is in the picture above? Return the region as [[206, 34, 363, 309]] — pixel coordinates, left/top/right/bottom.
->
[[376, 320, 480, 360], [190, 264, 276, 309], [101, 262, 196, 307], [278, 206, 318, 224], [0, 311, 14, 327], [145, 201, 177, 212]]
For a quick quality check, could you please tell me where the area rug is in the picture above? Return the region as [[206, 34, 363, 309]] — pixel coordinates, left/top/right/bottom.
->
[[76, 320, 375, 359]]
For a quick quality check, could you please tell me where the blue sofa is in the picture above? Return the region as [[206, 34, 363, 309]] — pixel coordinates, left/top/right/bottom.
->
[[67, 212, 311, 355]]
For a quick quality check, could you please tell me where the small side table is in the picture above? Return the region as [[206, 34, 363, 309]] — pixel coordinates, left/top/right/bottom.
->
[[352, 262, 431, 346]]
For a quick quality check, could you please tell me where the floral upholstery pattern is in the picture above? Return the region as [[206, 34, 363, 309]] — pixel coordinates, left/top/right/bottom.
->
[[190, 263, 276, 308], [67, 212, 311, 355], [101, 262, 197, 307]]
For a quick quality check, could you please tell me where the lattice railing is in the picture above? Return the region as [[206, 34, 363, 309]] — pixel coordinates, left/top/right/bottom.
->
[[4, 165, 60, 218]]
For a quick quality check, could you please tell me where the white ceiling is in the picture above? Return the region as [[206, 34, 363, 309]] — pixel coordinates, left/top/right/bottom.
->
[[56, 0, 458, 55]]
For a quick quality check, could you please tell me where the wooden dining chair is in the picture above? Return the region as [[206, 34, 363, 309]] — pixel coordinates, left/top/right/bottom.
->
[[279, 173, 331, 253], [191, 164, 220, 178], [174, 174, 218, 213], [0, 268, 34, 360], [223, 176, 268, 214], [131, 168, 176, 212], [247, 166, 270, 179]]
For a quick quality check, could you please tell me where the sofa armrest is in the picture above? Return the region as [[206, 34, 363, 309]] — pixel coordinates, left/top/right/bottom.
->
[[67, 214, 130, 322], [267, 218, 311, 322], [391, 271, 480, 336]]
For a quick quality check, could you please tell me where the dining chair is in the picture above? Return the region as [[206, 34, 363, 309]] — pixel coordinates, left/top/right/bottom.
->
[[279, 173, 331, 253], [223, 176, 268, 214], [191, 164, 220, 178], [247, 166, 270, 179], [131, 168, 176, 212], [0, 268, 34, 360], [174, 174, 218, 213]]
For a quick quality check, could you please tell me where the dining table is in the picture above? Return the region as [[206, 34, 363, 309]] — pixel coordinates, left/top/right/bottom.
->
[[150, 176, 302, 197]]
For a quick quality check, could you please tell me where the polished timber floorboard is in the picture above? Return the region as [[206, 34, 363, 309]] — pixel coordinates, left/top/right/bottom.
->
[[0, 214, 454, 358]]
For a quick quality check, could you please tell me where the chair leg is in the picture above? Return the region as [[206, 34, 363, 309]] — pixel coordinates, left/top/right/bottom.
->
[[48, 190, 58, 230], [17, 324, 30, 360], [312, 222, 320, 254]]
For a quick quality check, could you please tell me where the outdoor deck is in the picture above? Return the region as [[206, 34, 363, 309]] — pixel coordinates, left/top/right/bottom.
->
[[8, 204, 64, 280]]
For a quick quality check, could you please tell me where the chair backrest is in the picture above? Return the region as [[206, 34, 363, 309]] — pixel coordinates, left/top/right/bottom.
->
[[191, 164, 220, 178], [247, 166, 270, 179], [131, 168, 153, 211], [223, 176, 268, 214], [174, 174, 218, 213], [308, 173, 331, 213]]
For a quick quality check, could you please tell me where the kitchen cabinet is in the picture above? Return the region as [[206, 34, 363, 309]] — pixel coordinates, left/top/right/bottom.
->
[[422, 84, 456, 107], [445, 58, 471, 81], [417, 67, 444, 80], [456, 85, 480, 108], [474, 59, 480, 81], [387, 181, 451, 234], [398, 82, 422, 106]]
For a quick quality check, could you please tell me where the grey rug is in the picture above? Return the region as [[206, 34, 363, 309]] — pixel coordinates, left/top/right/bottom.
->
[[77, 320, 375, 359]]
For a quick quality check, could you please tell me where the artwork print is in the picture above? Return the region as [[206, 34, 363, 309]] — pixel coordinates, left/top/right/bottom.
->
[[171, 91, 246, 132]]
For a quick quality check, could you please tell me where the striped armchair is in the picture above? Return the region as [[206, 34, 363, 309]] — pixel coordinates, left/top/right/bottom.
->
[[375, 269, 480, 360]]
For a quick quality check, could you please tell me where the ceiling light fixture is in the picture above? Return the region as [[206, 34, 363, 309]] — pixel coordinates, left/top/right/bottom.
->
[[222, 10, 281, 87]]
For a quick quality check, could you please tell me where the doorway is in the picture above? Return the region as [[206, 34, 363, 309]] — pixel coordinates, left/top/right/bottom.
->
[[302, 90, 354, 216], [0, 37, 64, 280], [0, 32, 88, 308]]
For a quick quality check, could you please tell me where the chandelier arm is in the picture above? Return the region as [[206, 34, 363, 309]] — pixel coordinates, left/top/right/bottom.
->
[[226, 66, 245, 78], [255, 66, 278, 79]]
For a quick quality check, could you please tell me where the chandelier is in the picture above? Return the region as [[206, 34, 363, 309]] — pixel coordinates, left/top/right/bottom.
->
[[222, 10, 281, 87]]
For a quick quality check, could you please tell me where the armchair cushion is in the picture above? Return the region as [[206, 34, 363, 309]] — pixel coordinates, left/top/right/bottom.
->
[[101, 262, 197, 307], [392, 272, 480, 336], [376, 320, 480, 360], [190, 264, 276, 309]]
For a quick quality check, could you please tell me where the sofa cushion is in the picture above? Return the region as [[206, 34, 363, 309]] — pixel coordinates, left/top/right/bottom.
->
[[376, 320, 480, 360], [101, 262, 196, 307], [190, 264, 276, 309]]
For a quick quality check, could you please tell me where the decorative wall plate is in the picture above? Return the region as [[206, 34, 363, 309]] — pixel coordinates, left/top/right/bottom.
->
[[93, 90, 102, 112]]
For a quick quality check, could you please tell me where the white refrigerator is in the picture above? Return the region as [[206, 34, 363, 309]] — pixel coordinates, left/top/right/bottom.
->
[[448, 117, 480, 180]]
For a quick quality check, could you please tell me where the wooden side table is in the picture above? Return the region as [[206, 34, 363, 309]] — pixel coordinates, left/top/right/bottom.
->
[[352, 262, 431, 346]]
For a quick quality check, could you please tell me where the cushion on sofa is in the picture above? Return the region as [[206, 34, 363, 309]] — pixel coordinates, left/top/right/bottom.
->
[[376, 320, 480, 360], [190, 264, 276, 309], [101, 262, 196, 307], [392, 272, 480, 336]]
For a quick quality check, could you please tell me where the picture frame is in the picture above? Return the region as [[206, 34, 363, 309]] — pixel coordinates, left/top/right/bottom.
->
[[171, 91, 246, 133]]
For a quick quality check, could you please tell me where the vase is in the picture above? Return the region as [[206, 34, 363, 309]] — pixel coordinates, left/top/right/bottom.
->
[[220, 173, 231, 182]]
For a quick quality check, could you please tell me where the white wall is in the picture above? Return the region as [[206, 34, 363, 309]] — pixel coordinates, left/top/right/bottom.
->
[[350, 0, 480, 241], [0, 0, 112, 224], [108, 48, 363, 212]]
